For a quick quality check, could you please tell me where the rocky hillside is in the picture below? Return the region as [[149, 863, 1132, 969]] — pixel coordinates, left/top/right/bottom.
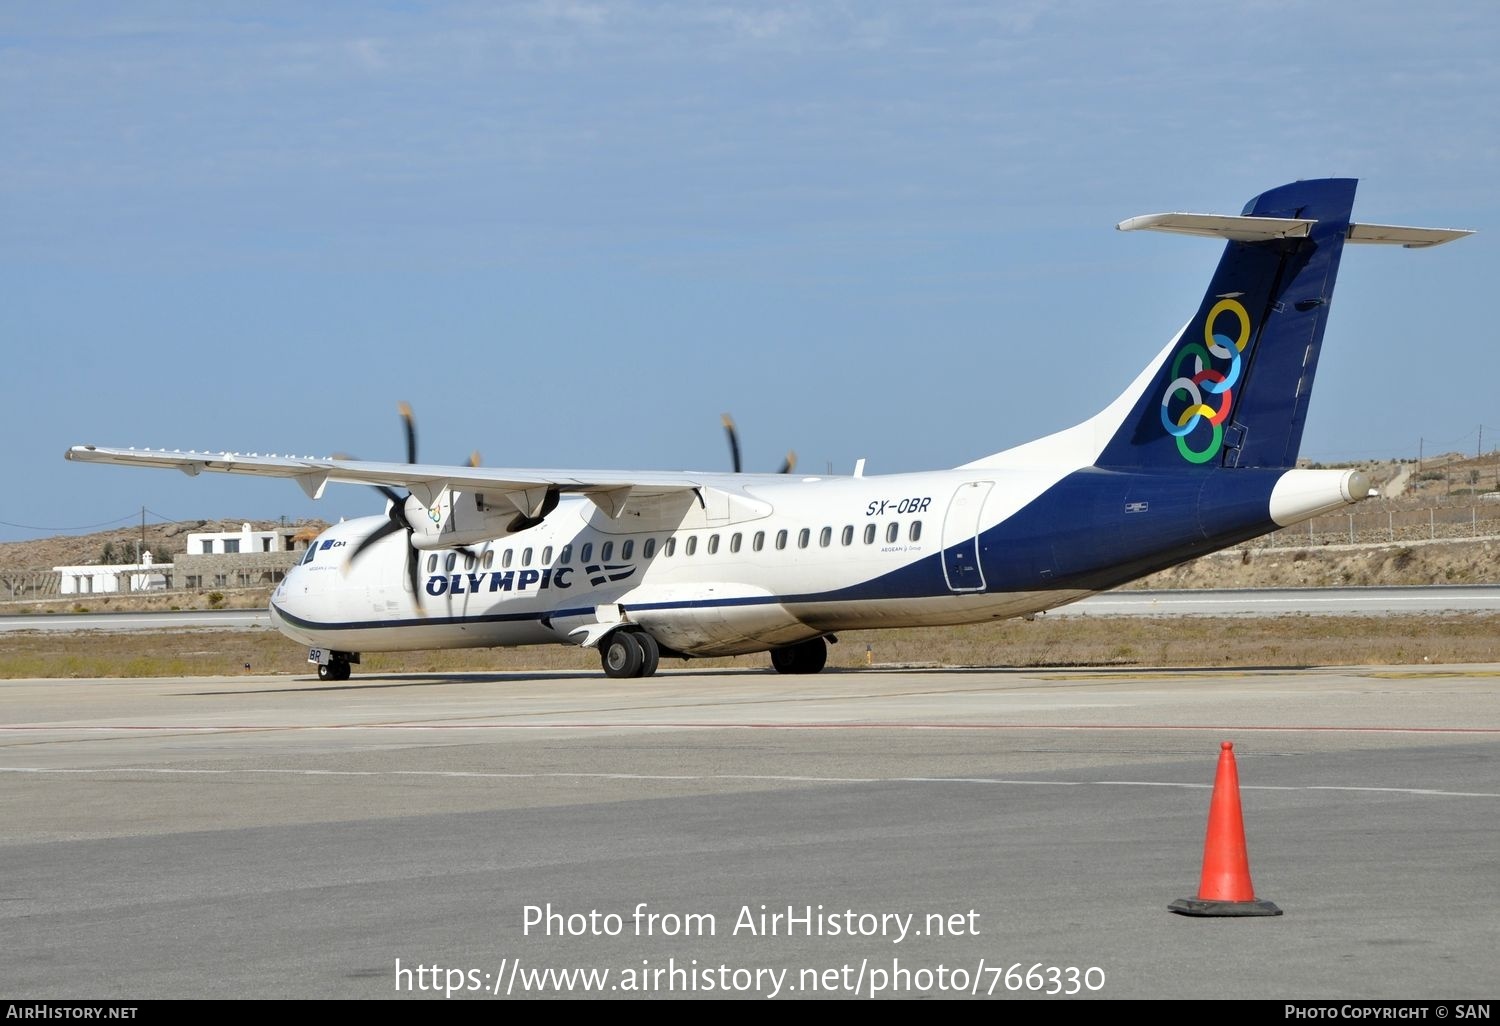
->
[[1128, 535, 1499, 590], [0, 518, 329, 570]]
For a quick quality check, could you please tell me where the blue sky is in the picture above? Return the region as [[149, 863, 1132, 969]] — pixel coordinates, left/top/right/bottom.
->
[[3, 1, 1495, 541]]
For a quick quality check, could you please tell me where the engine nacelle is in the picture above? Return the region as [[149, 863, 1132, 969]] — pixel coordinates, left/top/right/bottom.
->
[[404, 488, 550, 550]]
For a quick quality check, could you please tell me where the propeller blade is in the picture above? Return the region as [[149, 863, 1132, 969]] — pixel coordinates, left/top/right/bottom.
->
[[721, 414, 742, 474], [724, 413, 794, 473], [406, 542, 426, 617], [398, 401, 417, 465], [372, 484, 405, 512], [335, 406, 427, 615], [335, 448, 409, 523], [346, 516, 404, 565]]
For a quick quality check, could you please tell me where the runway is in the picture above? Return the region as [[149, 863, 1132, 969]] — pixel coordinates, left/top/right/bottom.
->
[[7, 585, 1500, 635], [2, 665, 1498, 1000]]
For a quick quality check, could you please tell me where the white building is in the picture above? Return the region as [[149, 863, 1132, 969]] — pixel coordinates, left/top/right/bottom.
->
[[57, 551, 172, 594], [185, 522, 301, 556], [52, 523, 314, 595]]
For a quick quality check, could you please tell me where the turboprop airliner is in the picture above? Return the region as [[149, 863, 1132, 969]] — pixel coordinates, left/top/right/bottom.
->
[[68, 179, 1471, 681]]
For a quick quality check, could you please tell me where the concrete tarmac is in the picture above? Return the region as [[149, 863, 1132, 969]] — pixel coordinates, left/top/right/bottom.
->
[[2, 665, 1497, 1000]]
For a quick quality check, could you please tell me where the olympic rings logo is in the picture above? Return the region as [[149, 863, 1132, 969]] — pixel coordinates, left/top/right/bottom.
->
[[1159, 298, 1250, 464]]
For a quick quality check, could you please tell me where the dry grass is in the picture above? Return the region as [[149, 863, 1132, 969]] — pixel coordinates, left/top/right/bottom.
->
[[2, 614, 1497, 680]]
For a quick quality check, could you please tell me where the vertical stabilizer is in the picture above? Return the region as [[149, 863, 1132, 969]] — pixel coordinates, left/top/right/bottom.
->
[[1095, 178, 1357, 470]]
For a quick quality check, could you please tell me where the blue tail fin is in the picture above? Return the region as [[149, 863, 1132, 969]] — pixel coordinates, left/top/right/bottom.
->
[[1094, 178, 1357, 470]]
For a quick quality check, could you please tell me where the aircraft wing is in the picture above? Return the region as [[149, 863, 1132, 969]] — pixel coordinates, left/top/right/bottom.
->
[[65, 444, 736, 511]]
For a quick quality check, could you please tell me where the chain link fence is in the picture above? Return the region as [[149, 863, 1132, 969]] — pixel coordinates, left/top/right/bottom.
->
[[1266, 502, 1500, 547]]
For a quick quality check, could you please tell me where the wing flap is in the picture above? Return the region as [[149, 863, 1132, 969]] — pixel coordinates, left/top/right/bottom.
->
[[65, 445, 730, 500]]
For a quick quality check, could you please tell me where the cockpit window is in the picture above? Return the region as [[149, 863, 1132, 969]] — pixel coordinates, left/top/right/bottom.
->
[[301, 545, 318, 565]]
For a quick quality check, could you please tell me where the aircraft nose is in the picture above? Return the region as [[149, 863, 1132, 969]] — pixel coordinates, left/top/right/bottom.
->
[[269, 563, 315, 623]]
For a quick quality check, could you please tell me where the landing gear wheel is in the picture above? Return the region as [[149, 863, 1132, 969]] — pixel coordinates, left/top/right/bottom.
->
[[770, 637, 828, 674], [636, 632, 660, 678], [318, 658, 352, 682], [601, 631, 644, 679]]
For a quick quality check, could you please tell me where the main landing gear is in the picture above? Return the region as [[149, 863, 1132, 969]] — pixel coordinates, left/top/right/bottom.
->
[[770, 636, 828, 675], [600, 629, 661, 679]]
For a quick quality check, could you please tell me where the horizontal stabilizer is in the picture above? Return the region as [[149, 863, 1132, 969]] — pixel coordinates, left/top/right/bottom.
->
[[1118, 213, 1474, 249], [1346, 222, 1474, 248], [1116, 213, 1316, 242]]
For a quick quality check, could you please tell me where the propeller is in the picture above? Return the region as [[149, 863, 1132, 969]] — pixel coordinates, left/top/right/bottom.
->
[[722, 413, 796, 475], [345, 405, 532, 612], [343, 402, 427, 607]]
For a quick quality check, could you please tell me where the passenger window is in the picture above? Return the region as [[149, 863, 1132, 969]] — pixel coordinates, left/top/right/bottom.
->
[[581, 543, 593, 563], [559, 544, 573, 564], [819, 527, 832, 548], [425, 553, 437, 572], [686, 536, 698, 556], [541, 546, 553, 564], [753, 531, 765, 552], [502, 549, 513, 569], [622, 540, 634, 560], [482, 550, 494, 570], [601, 541, 614, 561], [522, 547, 533, 566], [707, 534, 719, 555], [841, 525, 854, 546], [909, 521, 922, 542], [665, 537, 676, 557], [775, 530, 787, 551], [798, 528, 810, 549], [464, 552, 475, 571], [644, 538, 656, 559], [444, 552, 457, 572], [886, 522, 899, 543], [864, 524, 876, 545], [730, 533, 742, 554]]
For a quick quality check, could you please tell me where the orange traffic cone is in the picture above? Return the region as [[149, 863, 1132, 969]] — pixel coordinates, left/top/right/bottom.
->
[[1168, 741, 1282, 917]]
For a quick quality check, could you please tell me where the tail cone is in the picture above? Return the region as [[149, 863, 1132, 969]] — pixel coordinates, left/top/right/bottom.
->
[[1169, 741, 1282, 917]]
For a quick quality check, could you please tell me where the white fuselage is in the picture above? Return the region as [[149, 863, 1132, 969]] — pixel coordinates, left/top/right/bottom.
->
[[268, 464, 1363, 658]]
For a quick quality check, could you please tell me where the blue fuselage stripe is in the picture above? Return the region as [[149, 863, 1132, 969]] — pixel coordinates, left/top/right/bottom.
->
[[273, 467, 1283, 633]]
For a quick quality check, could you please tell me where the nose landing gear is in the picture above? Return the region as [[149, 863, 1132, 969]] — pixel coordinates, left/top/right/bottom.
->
[[309, 648, 357, 682]]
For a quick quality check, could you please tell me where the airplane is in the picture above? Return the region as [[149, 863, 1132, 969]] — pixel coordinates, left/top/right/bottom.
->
[[67, 178, 1472, 682]]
